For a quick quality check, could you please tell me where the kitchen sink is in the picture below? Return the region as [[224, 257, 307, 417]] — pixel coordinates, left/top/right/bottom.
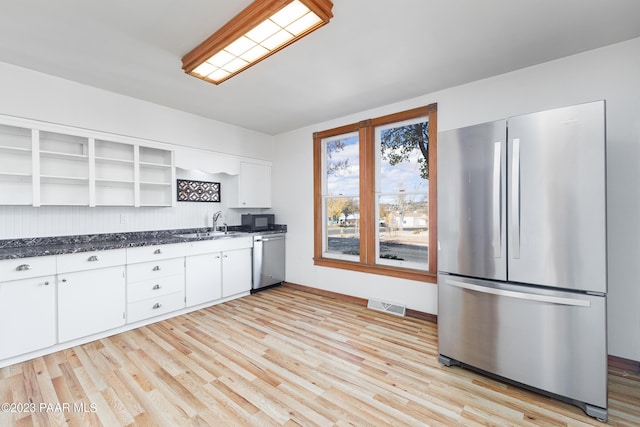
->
[[177, 231, 239, 239]]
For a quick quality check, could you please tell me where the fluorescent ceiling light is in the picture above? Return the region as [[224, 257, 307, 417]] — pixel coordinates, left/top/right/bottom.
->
[[182, 0, 334, 85]]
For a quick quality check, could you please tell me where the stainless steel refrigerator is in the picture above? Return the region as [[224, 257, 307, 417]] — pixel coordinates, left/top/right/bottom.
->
[[437, 101, 607, 421]]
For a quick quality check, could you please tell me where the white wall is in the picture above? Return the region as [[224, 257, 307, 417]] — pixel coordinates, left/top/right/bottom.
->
[[0, 62, 274, 237], [273, 37, 640, 361], [0, 62, 273, 159]]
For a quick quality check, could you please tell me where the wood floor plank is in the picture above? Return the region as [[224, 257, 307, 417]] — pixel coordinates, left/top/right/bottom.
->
[[1, 286, 638, 426]]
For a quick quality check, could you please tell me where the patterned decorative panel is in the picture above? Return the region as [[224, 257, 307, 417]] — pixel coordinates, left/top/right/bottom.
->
[[177, 179, 220, 202]]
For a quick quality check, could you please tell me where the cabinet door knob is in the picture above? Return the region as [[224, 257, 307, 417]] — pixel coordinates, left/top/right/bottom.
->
[[153, 284, 161, 290], [16, 264, 31, 271], [44, 281, 50, 286], [153, 303, 162, 309], [153, 265, 161, 271], [154, 249, 162, 254], [61, 278, 67, 283], [88, 255, 99, 262]]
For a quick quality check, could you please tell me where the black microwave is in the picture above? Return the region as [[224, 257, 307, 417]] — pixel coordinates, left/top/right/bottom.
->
[[241, 214, 274, 231]]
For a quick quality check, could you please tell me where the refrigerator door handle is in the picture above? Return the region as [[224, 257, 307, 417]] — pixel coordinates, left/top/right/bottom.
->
[[511, 138, 521, 258], [493, 141, 502, 258], [447, 279, 591, 307]]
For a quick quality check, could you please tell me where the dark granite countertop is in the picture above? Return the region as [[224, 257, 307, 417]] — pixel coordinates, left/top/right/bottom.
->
[[0, 225, 286, 260]]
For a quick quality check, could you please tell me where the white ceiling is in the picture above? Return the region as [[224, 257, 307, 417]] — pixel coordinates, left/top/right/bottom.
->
[[1, 0, 640, 135]]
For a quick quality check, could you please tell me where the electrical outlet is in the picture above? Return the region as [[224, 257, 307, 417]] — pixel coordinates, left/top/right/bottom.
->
[[120, 214, 128, 224]]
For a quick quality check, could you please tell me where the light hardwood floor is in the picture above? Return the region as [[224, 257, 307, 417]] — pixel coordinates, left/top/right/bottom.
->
[[1, 286, 638, 426]]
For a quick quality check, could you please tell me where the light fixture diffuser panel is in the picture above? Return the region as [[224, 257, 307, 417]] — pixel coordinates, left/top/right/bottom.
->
[[286, 12, 322, 35], [246, 20, 280, 43], [270, 1, 309, 27], [182, 0, 334, 85], [262, 30, 294, 51]]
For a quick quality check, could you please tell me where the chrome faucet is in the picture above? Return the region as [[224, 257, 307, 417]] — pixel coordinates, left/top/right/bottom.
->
[[212, 211, 222, 231], [223, 222, 228, 234]]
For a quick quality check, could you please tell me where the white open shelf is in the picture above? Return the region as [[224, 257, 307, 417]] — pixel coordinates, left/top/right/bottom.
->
[[0, 116, 175, 207]]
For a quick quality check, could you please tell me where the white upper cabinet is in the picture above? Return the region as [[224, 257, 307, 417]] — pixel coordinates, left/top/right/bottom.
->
[[174, 147, 240, 175], [228, 162, 272, 208], [0, 115, 176, 207]]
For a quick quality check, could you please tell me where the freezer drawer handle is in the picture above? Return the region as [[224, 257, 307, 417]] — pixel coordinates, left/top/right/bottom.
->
[[447, 279, 591, 307]]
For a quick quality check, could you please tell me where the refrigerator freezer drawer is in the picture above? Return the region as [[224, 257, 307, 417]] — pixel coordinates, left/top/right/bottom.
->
[[438, 273, 607, 411]]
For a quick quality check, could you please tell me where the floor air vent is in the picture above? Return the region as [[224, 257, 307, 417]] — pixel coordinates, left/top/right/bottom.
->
[[367, 299, 406, 316]]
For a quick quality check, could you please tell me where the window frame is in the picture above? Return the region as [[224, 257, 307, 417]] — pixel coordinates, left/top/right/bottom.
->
[[313, 104, 438, 283]]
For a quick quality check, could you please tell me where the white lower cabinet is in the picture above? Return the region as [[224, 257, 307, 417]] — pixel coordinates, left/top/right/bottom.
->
[[58, 266, 126, 343], [1, 236, 255, 366], [222, 248, 252, 297], [56, 249, 127, 343], [185, 252, 222, 306], [185, 237, 252, 305], [0, 275, 56, 360]]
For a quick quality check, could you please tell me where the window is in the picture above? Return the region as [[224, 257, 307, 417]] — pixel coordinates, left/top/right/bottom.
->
[[323, 131, 360, 261], [313, 104, 438, 282]]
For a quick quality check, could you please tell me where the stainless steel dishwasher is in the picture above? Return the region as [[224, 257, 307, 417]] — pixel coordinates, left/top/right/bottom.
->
[[252, 233, 285, 293]]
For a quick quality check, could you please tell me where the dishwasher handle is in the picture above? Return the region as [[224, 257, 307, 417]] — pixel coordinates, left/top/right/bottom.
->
[[254, 235, 285, 242]]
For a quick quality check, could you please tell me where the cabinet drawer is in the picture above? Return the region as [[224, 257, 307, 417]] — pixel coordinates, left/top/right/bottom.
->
[[127, 257, 184, 282], [185, 236, 253, 256], [127, 291, 184, 323], [127, 274, 185, 303], [57, 248, 126, 273], [0, 256, 56, 281], [126, 243, 185, 264]]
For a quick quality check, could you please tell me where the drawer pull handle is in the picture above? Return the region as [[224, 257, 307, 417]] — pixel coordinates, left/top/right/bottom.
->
[[44, 281, 50, 286], [88, 255, 99, 262], [154, 249, 162, 254], [153, 303, 162, 309], [16, 264, 31, 271], [153, 266, 161, 271], [153, 284, 161, 290]]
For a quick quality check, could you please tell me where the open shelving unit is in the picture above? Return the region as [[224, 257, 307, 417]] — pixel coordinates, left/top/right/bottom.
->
[[93, 139, 136, 206], [138, 146, 174, 207], [0, 115, 176, 207], [0, 124, 34, 205], [38, 130, 90, 206]]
